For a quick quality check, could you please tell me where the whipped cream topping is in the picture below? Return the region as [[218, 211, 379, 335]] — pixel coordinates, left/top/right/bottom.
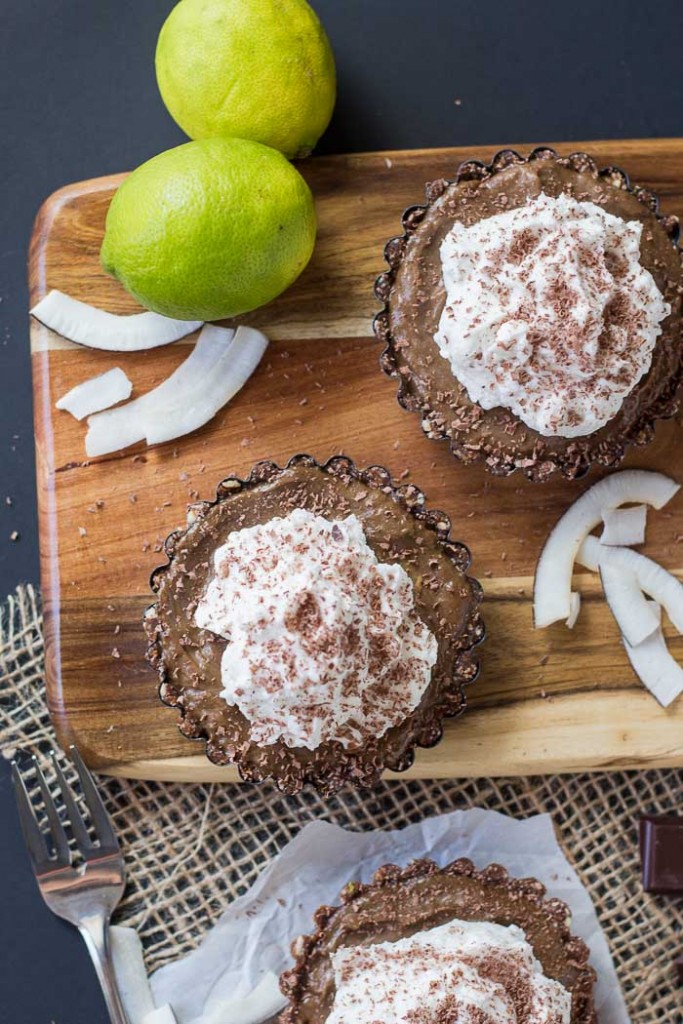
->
[[328, 918, 572, 1024], [194, 508, 438, 750], [436, 191, 670, 437]]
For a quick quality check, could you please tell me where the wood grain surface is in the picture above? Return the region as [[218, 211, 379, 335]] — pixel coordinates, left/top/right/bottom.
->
[[29, 138, 683, 782]]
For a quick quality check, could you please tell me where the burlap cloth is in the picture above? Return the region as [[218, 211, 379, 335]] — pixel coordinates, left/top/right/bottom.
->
[[1, 585, 681, 1021]]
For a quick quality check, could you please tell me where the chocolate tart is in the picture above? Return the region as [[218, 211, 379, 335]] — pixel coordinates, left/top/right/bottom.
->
[[145, 454, 484, 795], [280, 857, 597, 1024], [375, 147, 683, 482]]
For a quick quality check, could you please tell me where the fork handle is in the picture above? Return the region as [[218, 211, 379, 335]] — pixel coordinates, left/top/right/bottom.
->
[[79, 916, 131, 1024]]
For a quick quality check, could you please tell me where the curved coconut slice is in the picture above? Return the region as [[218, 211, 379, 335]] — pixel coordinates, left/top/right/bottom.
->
[[566, 592, 581, 629], [144, 326, 268, 445], [85, 324, 267, 457], [110, 925, 155, 1022], [31, 289, 203, 351], [600, 505, 647, 547], [579, 534, 683, 634], [598, 562, 660, 646], [56, 367, 132, 420], [533, 470, 679, 628], [85, 324, 235, 456], [622, 602, 683, 708]]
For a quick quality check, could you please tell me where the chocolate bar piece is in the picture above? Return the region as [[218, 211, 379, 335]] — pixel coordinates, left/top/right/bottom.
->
[[639, 815, 683, 895], [676, 954, 683, 987]]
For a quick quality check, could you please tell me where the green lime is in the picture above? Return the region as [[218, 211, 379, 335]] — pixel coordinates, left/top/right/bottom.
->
[[100, 137, 317, 321], [155, 0, 336, 160]]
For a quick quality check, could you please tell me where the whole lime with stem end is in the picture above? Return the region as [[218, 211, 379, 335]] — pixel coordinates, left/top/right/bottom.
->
[[155, 0, 336, 160], [100, 137, 317, 321]]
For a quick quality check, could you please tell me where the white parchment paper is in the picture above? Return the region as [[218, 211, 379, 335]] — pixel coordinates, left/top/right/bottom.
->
[[150, 809, 629, 1024]]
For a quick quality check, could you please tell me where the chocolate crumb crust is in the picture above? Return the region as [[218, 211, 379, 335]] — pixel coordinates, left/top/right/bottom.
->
[[145, 454, 484, 795], [279, 858, 597, 1024], [375, 147, 683, 482]]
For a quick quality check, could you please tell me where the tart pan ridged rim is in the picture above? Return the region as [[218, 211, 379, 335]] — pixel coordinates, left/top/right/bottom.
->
[[145, 453, 485, 795], [374, 146, 683, 482], [279, 856, 597, 1024]]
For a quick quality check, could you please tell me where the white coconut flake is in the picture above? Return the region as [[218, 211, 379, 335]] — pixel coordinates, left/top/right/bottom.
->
[[600, 505, 647, 547], [622, 602, 683, 708], [144, 326, 268, 445], [598, 562, 661, 647], [533, 470, 679, 628], [110, 926, 155, 1023], [85, 324, 267, 457], [579, 534, 683, 634], [566, 592, 581, 629], [55, 367, 132, 420], [31, 289, 203, 351], [85, 324, 234, 455]]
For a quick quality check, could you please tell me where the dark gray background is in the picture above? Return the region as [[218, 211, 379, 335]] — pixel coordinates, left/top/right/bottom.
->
[[1, 0, 682, 1018]]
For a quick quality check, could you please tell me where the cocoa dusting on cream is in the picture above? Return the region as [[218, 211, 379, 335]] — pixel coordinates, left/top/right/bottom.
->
[[279, 859, 597, 1024], [194, 509, 438, 751], [376, 148, 683, 481], [327, 921, 571, 1023]]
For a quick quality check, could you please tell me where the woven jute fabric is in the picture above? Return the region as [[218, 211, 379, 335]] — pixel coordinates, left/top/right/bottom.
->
[[1, 585, 681, 1021]]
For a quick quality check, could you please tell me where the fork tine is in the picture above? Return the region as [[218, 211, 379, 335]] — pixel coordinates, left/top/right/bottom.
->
[[32, 755, 71, 866], [11, 761, 50, 870], [70, 747, 119, 852], [51, 752, 93, 852]]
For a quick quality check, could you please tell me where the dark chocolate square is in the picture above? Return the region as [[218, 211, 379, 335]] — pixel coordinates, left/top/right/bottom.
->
[[639, 815, 683, 895]]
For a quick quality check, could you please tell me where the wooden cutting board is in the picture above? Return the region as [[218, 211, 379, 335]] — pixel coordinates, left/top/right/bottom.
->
[[30, 138, 683, 782]]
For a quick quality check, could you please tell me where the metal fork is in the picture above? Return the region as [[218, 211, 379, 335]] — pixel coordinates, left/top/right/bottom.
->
[[11, 747, 130, 1024]]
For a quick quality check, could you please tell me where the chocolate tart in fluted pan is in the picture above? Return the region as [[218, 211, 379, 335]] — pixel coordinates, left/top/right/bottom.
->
[[375, 146, 683, 482], [145, 455, 484, 795], [280, 858, 596, 1024]]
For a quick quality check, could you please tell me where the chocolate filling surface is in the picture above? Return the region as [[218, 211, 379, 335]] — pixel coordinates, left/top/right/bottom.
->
[[146, 455, 484, 794], [280, 859, 596, 1024], [376, 148, 683, 481]]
